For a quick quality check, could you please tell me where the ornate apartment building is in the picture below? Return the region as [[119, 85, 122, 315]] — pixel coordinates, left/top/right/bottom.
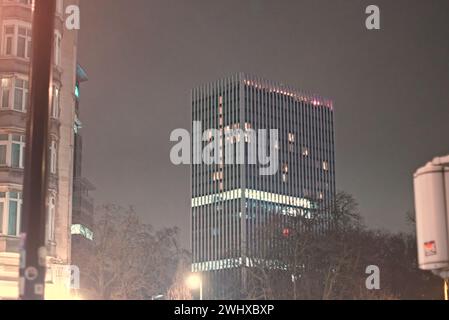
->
[[0, 0, 80, 299]]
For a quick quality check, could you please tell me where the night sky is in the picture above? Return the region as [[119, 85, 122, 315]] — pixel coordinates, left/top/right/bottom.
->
[[77, 0, 449, 244]]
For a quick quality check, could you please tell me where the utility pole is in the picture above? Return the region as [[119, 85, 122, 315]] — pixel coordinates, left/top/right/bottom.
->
[[19, 0, 56, 300]]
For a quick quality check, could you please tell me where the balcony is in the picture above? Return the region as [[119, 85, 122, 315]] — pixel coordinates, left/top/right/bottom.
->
[[0, 167, 58, 190], [0, 1, 33, 23], [0, 234, 57, 258], [0, 0, 64, 32], [0, 167, 24, 186], [0, 109, 61, 137], [0, 57, 63, 85], [0, 235, 19, 253]]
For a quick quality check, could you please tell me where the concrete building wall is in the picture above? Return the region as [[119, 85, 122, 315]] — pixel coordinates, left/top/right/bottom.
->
[[55, 0, 79, 266]]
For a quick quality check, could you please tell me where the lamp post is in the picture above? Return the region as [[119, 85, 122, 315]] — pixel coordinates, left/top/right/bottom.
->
[[19, 0, 56, 300], [186, 274, 203, 300]]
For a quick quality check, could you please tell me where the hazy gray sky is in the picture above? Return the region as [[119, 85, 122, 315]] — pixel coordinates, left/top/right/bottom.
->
[[77, 0, 449, 243]]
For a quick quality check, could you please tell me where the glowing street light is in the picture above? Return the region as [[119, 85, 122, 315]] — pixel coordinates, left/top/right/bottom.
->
[[185, 274, 203, 300]]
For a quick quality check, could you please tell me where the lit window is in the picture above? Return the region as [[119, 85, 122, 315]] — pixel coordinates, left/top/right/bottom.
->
[[207, 130, 213, 142], [1, 78, 11, 109], [74, 83, 80, 99], [0, 135, 7, 166], [46, 194, 56, 242], [11, 134, 25, 168], [17, 26, 31, 58], [323, 161, 329, 171], [3, 25, 14, 56], [0, 133, 26, 168], [2, 23, 32, 59], [0, 76, 29, 112], [50, 140, 57, 174], [282, 165, 288, 183], [13, 78, 29, 111], [51, 85, 60, 119], [54, 31, 61, 67], [244, 132, 251, 143], [0, 190, 22, 236], [288, 132, 295, 143], [302, 147, 309, 157], [213, 171, 223, 182]]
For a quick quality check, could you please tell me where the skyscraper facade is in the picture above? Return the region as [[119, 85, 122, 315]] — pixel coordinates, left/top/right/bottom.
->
[[191, 73, 336, 299], [71, 64, 95, 296], [0, 0, 81, 299]]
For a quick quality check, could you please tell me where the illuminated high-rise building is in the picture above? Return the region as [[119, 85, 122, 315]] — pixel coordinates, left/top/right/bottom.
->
[[191, 73, 336, 299]]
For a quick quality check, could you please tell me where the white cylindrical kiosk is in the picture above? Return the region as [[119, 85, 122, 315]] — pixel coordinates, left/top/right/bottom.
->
[[414, 163, 449, 271]]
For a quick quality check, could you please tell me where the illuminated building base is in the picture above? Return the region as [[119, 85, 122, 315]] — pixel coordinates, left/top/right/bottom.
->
[[0, 253, 77, 300]]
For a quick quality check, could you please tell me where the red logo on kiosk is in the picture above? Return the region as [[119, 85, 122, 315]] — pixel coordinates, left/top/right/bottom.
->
[[424, 241, 437, 256]]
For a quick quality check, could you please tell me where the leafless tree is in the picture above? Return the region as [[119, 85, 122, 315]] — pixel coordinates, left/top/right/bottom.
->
[[75, 204, 187, 300], [242, 192, 439, 300], [166, 258, 193, 300]]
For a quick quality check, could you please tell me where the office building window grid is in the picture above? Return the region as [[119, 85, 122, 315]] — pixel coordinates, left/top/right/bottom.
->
[[191, 73, 336, 298]]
